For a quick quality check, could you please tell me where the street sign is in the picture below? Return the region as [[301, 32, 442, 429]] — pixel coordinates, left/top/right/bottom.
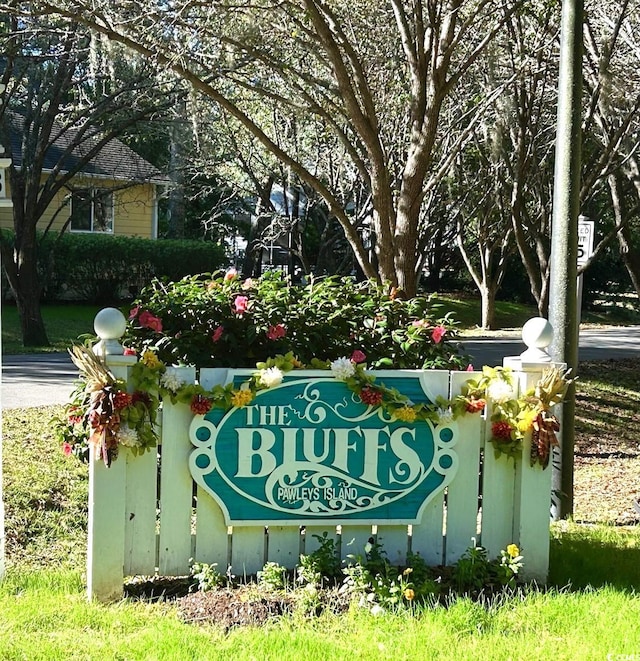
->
[[577, 217, 595, 266]]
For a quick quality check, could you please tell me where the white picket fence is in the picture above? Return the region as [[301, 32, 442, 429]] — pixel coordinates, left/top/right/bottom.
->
[[87, 349, 554, 602]]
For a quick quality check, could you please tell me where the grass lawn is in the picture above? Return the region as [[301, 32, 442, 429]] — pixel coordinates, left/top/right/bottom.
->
[[1, 354, 639, 659]]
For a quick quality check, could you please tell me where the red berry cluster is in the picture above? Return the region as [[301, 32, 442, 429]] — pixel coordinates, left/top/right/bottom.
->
[[465, 397, 486, 413], [114, 391, 133, 410], [360, 387, 384, 406], [190, 394, 212, 415], [491, 420, 513, 440]]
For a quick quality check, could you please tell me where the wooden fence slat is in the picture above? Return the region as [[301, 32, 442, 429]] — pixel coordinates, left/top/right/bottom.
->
[[374, 525, 409, 566], [158, 366, 196, 576], [340, 524, 375, 564], [479, 435, 517, 557], [302, 526, 339, 558], [444, 371, 483, 564], [267, 526, 302, 568], [230, 527, 267, 578], [124, 448, 158, 576], [514, 434, 552, 582], [194, 488, 229, 569], [87, 457, 127, 601], [410, 496, 445, 566]]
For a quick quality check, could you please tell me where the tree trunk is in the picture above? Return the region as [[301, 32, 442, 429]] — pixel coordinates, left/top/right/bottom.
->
[[480, 283, 497, 331], [1, 238, 50, 347]]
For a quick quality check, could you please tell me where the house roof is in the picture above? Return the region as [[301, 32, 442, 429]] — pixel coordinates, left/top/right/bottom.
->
[[4, 111, 167, 185]]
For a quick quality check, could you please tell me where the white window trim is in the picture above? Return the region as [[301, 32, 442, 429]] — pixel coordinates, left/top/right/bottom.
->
[[69, 188, 115, 234]]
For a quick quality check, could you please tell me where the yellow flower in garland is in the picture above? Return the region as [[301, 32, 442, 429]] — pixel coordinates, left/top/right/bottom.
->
[[516, 406, 540, 433], [141, 349, 162, 369], [394, 405, 417, 422], [231, 388, 254, 408]]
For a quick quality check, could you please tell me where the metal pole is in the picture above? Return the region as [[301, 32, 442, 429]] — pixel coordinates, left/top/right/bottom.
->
[[549, 0, 584, 520]]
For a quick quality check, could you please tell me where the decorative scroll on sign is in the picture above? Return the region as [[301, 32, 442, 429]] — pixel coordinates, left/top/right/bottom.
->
[[189, 374, 459, 525]]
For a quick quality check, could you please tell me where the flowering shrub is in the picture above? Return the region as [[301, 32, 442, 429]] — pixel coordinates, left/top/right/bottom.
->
[[124, 271, 469, 370]]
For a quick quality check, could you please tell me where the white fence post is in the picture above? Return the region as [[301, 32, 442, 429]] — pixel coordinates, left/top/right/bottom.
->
[[504, 317, 560, 583], [87, 308, 138, 601]]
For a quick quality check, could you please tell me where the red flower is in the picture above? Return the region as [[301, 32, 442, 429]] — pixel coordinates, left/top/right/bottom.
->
[[431, 325, 446, 343], [233, 295, 249, 315], [132, 391, 151, 407], [492, 420, 514, 440], [351, 349, 366, 364], [212, 325, 224, 343], [139, 310, 163, 332], [62, 442, 73, 456], [267, 324, 286, 340], [123, 347, 137, 356], [114, 391, 132, 410], [360, 387, 383, 406], [190, 394, 212, 415], [465, 397, 486, 413]]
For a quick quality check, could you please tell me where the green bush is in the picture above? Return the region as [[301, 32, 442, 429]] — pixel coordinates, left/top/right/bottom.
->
[[0, 230, 226, 304], [124, 270, 470, 369]]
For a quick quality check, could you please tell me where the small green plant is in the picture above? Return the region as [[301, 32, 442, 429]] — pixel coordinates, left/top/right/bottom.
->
[[340, 538, 431, 613], [452, 540, 524, 593], [257, 562, 287, 591], [189, 560, 226, 593], [297, 531, 342, 588], [452, 540, 491, 593]]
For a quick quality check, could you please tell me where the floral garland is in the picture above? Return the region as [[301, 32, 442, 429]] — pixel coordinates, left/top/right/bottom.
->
[[54, 345, 572, 469], [453, 365, 573, 467]]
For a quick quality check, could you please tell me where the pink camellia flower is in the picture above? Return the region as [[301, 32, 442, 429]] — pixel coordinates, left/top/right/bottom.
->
[[233, 295, 249, 315], [466, 364, 475, 372], [123, 347, 137, 356], [431, 325, 446, 344], [224, 267, 238, 281], [212, 325, 224, 343], [139, 310, 163, 333], [351, 349, 366, 364], [128, 305, 140, 320], [266, 324, 286, 340], [242, 278, 254, 290], [62, 442, 73, 456], [412, 318, 429, 328]]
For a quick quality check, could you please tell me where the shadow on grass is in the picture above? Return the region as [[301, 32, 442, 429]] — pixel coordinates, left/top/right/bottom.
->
[[548, 524, 640, 591]]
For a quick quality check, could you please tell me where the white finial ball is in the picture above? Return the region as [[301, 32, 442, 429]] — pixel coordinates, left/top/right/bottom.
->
[[94, 307, 127, 340], [522, 317, 553, 349]]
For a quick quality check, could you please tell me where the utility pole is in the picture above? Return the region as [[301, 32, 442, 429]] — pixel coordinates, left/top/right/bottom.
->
[[549, 0, 584, 520]]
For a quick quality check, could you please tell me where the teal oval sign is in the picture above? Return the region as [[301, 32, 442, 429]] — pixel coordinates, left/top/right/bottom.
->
[[189, 376, 458, 524]]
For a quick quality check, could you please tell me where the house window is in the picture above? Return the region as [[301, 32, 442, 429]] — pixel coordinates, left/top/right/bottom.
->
[[70, 189, 114, 232]]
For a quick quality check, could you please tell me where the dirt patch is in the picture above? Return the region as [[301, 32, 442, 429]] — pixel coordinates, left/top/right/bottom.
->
[[573, 358, 640, 525]]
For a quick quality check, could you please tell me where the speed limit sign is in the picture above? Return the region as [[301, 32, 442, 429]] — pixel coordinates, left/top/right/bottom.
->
[[577, 216, 594, 266]]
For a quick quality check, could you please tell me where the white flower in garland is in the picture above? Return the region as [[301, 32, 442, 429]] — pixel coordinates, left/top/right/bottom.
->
[[486, 378, 515, 404], [259, 366, 284, 388], [160, 369, 186, 393], [330, 357, 356, 381], [117, 424, 141, 448], [437, 407, 454, 424]]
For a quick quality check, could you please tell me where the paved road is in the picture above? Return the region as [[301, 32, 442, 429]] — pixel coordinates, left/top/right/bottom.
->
[[1, 326, 639, 409]]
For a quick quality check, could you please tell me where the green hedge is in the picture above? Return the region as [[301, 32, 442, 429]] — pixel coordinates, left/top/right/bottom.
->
[[2, 231, 227, 304]]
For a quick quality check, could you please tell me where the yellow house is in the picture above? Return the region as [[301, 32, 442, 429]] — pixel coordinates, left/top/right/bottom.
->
[[0, 113, 166, 238]]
